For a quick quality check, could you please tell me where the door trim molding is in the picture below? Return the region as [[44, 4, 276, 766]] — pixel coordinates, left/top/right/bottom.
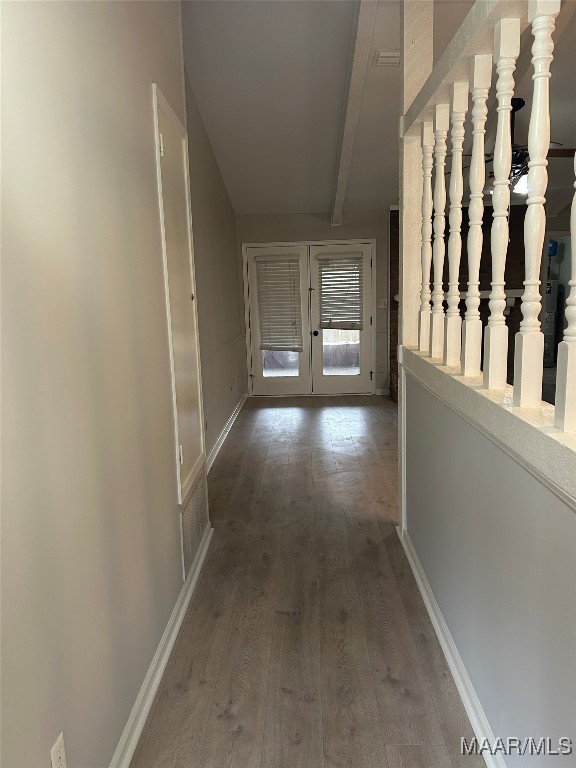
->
[[242, 246, 253, 397], [242, 239, 376, 247], [241, 239, 376, 396]]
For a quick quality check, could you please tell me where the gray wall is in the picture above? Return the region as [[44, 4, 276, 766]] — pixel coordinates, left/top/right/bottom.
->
[[1, 2, 242, 765], [405, 375, 576, 767], [236, 211, 390, 391], [184, 73, 247, 455]]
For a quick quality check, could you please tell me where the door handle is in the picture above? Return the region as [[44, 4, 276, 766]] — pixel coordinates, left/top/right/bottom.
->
[[312, 330, 319, 336]]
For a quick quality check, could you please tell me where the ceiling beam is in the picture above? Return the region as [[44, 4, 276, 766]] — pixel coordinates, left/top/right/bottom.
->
[[331, 0, 378, 226]]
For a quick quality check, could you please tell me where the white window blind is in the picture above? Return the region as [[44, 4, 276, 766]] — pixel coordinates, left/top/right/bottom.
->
[[318, 256, 364, 330], [256, 257, 304, 352]]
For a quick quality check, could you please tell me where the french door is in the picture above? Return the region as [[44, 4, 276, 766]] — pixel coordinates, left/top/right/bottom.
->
[[246, 245, 311, 395], [310, 243, 372, 394], [245, 242, 373, 396]]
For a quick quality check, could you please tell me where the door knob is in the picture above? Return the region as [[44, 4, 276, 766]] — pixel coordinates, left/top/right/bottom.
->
[[312, 330, 319, 336]]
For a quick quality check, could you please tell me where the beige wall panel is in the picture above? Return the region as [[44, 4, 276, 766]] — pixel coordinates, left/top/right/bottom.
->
[[1, 2, 241, 765]]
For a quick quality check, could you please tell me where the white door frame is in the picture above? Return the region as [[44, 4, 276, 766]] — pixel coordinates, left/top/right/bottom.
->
[[152, 84, 206, 502], [242, 239, 376, 396]]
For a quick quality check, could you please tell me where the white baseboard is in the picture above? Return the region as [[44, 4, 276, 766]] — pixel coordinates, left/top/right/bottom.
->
[[375, 388, 390, 396], [206, 394, 247, 474], [109, 524, 214, 768], [396, 527, 504, 768]]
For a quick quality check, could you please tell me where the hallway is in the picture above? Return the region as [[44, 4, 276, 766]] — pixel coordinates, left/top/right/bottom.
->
[[132, 397, 481, 768]]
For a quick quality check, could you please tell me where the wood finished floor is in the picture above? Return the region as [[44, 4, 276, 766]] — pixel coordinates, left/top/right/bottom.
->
[[131, 396, 482, 768]]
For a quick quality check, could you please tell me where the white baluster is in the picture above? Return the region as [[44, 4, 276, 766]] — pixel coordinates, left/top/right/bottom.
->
[[462, 54, 492, 377], [444, 82, 469, 366], [555, 157, 576, 431], [419, 121, 434, 353], [483, 18, 520, 389], [513, 0, 560, 406], [429, 103, 449, 359]]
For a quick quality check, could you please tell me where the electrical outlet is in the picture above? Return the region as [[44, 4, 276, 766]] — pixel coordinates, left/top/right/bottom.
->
[[50, 732, 67, 768], [378, 364, 386, 373]]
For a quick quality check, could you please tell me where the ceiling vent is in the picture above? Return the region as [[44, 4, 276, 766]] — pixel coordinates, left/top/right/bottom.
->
[[373, 50, 400, 67]]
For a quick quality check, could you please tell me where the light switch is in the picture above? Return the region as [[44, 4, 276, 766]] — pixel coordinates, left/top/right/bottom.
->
[[378, 298, 388, 309]]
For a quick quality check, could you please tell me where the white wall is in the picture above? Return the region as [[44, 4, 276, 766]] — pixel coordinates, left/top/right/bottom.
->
[[1, 2, 212, 765], [184, 73, 247, 456], [405, 375, 576, 767], [236, 211, 390, 391]]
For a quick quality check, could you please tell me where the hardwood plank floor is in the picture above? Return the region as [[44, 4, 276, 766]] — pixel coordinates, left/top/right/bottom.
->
[[387, 745, 454, 768], [131, 396, 479, 768]]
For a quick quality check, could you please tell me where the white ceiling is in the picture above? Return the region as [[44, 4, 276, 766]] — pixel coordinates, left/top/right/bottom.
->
[[340, 0, 472, 213], [181, 0, 358, 215], [181, 0, 574, 219], [344, 1, 401, 212]]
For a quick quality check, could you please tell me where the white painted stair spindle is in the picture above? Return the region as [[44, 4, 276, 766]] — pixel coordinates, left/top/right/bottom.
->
[[554, 155, 576, 431], [462, 54, 492, 377], [444, 82, 469, 366], [419, 121, 434, 352], [513, 0, 560, 406], [429, 103, 450, 359], [483, 18, 520, 389]]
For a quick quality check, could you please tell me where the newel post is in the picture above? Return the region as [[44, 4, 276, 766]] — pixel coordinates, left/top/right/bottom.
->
[[429, 103, 450, 359], [418, 121, 434, 352], [462, 54, 492, 377], [513, 0, 560, 406], [483, 18, 520, 389], [444, 82, 469, 366]]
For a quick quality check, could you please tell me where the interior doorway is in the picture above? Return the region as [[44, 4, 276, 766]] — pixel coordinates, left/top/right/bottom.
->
[[243, 241, 374, 396]]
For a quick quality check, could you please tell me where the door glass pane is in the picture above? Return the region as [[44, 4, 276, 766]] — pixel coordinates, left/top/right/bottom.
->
[[322, 329, 360, 376], [262, 350, 300, 377]]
